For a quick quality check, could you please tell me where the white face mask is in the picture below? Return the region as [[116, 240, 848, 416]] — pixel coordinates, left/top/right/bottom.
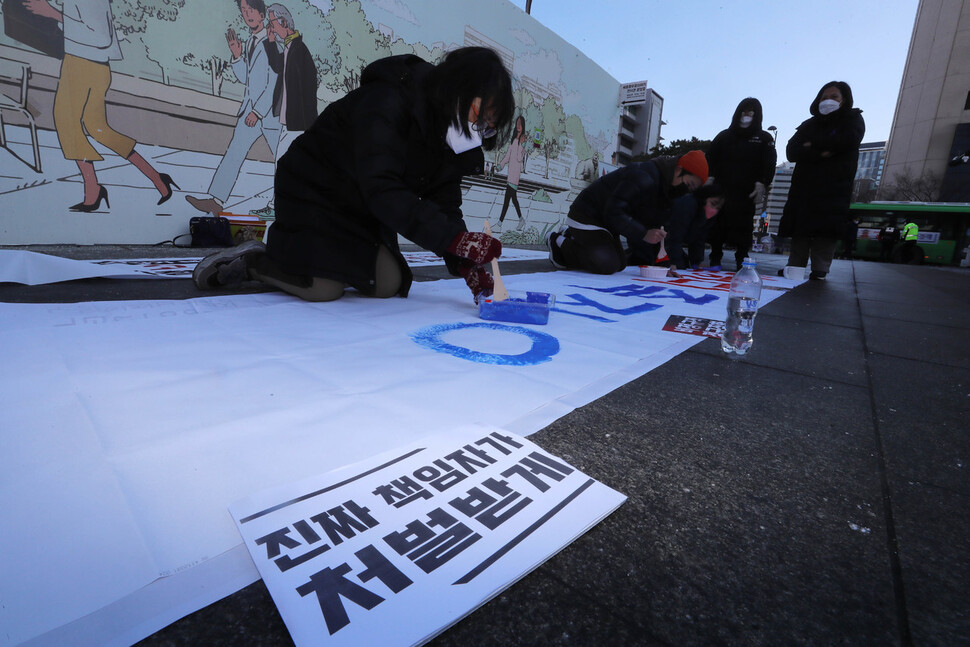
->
[[445, 121, 482, 154], [739, 115, 753, 127], [818, 99, 840, 115]]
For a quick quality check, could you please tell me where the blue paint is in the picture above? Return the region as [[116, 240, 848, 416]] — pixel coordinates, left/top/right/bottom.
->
[[411, 322, 560, 366], [567, 283, 718, 305], [553, 283, 719, 322]]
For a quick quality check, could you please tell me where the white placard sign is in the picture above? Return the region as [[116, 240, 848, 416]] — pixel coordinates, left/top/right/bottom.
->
[[619, 80, 648, 106], [230, 428, 626, 647]]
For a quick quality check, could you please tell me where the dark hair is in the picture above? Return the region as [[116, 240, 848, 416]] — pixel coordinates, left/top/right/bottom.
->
[[693, 182, 724, 203], [510, 115, 526, 145], [236, 0, 267, 17], [427, 47, 514, 151], [810, 81, 854, 117]]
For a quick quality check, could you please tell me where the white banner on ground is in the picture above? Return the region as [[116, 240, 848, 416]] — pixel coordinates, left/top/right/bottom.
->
[[0, 249, 550, 285], [0, 266, 797, 646], [231, 428, 625, 647]]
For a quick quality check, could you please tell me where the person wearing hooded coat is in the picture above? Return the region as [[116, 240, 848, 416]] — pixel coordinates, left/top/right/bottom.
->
[[191, 47, 515, 303], [779, 81, 865, 279], [705, 97, 777, 270]]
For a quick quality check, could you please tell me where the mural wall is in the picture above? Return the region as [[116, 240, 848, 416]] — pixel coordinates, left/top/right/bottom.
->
[[0, 0, 621, 245]]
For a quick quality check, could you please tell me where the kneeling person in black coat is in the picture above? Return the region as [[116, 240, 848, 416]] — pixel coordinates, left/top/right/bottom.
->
[[547, 150, 709, 274], [662, 184, 726, 274], [193, 47, 514, 303]]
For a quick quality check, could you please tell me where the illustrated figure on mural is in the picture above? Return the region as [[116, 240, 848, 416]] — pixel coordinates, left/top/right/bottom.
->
[[192, 47, 515, 305], [22, 0, 178, 212], [248, 2, 319, 220], [186, 0, 280, 217], [496, 114, 529, 231]]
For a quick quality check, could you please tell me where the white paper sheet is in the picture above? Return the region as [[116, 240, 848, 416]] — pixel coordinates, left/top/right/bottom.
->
[[0, 267, 795, 646], [0, 249, 550, 285], [230, 428, 626, 647]]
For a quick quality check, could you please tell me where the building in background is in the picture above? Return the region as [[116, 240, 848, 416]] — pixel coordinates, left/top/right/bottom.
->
[[615, 82, 664, 166], [764, 162, 794, 235], [881, 0, 970, 201], [853, 141, 886, 202]]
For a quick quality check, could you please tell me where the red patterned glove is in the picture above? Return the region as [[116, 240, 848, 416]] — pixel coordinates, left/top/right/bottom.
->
[[457, 262, 494, 303], [447, 232, 502, 266]]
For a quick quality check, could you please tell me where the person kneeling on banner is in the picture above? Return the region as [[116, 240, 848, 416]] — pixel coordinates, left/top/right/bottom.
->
[[192, 47, 514, 303], [661, 183, 726, 275], [546, 150, 709, 275]]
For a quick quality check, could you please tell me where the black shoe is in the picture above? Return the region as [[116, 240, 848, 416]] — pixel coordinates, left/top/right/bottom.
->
[[69, 185, 109, 212], [547, 231, 567, 269], [157, 173, 181, 205], [809, 271, 826, 280], [192, 240, 266, 289], [777, 268, 785, 276]]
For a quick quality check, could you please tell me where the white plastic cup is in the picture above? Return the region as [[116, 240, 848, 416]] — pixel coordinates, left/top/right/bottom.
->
[[783, 266, 804, 280], [639, 266, 667, 278]]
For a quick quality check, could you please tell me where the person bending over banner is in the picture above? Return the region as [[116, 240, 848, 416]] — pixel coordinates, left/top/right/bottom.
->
[[662, 183, 726, 274], [546, 150, 709, 274], [192, 47, 514, 303]]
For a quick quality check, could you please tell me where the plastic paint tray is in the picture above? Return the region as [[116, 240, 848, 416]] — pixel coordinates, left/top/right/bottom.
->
[[478, 291, 555, 325]]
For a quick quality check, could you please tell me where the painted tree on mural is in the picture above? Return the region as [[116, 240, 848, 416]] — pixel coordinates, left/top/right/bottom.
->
[[538, 96, 567, 179], [565, 114, 596, 180], [325, 0, 390, 97], [141, 0, 238, 90]]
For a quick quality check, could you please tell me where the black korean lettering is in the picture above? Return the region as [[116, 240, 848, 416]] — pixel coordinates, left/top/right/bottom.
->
[[410, 508, 481, 574], [449, 478, 533, 530], [382, 508, 482, 574], [444, 445, 496, 474], [382, 519, 435, 556], [296, 562, 384, 635], [475, 431, 524, 455], [501, 452, 574, 492], [372, 476, 432, 507], [355, 544, 413, 594], [476, 477, 533, 530], [310, 500, 380, 546], [255, 527, 301, 560], [413, 459, 467, 492], [274, 543, 332, 572]]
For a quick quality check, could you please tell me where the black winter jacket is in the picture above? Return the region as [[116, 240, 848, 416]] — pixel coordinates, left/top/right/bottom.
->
[[664, 193, 713, 269], [707, 98, 776, 231], [568, 157, 678, 258], [267, 55, 483, 296], [780, 107, 865, 238]]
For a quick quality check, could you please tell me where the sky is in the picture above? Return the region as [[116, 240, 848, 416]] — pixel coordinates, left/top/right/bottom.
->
[[506, 0, 919, 154]]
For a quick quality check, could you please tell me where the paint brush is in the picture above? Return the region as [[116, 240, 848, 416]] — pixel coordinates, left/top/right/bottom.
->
[[482, 220, 509, 301]]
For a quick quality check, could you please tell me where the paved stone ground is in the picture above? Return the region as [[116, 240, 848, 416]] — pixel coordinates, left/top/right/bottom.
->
[[2, 246, 968, 646]]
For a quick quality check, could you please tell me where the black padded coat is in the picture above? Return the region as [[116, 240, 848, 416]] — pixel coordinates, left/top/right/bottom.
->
[[567, 157, 678, 259], [707, 98, 776, 232], [779, 89, 865, 239], [267, 55, 483, 296]]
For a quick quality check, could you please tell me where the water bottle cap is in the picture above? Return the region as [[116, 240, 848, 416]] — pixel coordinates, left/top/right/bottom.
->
[[742, 257, 756, 267]]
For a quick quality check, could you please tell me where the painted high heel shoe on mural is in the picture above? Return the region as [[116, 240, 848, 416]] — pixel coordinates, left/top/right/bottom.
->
[[69, 185, 110, 212], [157, 173, 181, 205]]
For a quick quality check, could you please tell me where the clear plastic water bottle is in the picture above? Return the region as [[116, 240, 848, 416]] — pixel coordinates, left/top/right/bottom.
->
[[721, 258, 763, 355]]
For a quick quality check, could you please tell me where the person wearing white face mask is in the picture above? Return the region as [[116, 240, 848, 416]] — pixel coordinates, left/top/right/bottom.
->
[[192, 47, 514, 304], [706, 97, 777, 270], [778, 81, 865, 280]]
